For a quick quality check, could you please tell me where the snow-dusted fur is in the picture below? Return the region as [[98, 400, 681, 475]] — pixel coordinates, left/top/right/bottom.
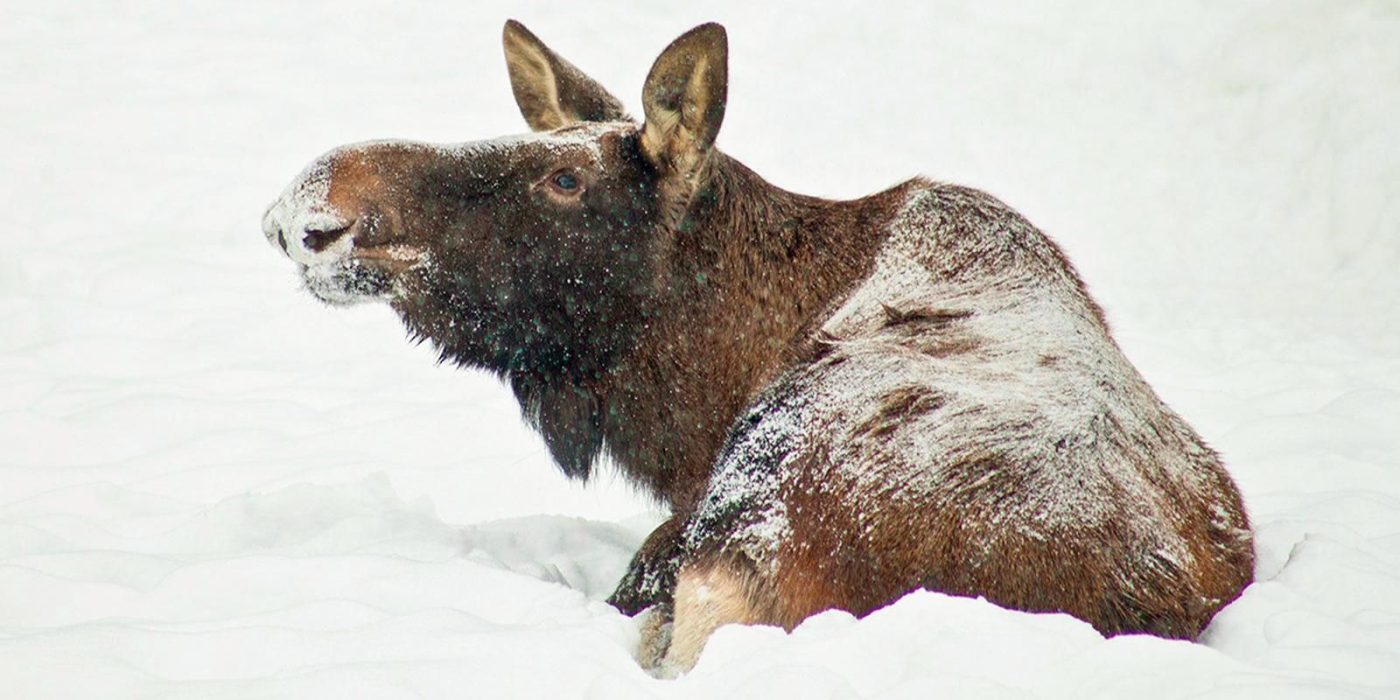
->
[[669, 182, 1253, 671], [262, 20, 1254, 675]]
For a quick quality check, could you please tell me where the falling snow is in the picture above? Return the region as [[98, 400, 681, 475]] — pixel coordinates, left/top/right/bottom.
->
[[3, 2, 1400, 698]]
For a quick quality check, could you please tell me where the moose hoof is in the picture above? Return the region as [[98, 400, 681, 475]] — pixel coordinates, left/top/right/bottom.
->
[[636, 605, 674, 674]]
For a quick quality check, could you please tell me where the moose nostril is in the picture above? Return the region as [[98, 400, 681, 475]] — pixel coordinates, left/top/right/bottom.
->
[[276, 228, 288, 251], [302, 223, 353, 253]]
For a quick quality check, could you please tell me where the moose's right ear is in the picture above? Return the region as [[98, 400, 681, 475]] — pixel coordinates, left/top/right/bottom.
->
[[502, 20, 629, 131], [639, 23, 728, 184]]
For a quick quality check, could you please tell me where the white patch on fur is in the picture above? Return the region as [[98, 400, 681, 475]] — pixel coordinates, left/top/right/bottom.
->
[[658, 562, 757, 676], [689, 184, 1231, 601], [814, 186, 1203, 572], [439, 121, 617, 164], [262, 157, 349, 266], [683, 396, 800, 576], [820, 188, 1185, 540]]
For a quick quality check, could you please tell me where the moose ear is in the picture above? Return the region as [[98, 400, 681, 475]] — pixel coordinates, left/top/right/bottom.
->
[[502, 20, 629, 131], [639, 23, 728, 181]]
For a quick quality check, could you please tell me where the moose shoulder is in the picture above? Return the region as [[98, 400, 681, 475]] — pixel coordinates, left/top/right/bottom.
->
[[263, 21, 1254, 674]]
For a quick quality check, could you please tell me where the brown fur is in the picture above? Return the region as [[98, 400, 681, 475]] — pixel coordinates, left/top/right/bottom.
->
[[263, 21, 1255, 674], [597, 156, 908, 508]]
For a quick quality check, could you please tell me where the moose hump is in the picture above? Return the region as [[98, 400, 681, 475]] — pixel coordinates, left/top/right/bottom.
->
[[262, 20, 1254, 675]]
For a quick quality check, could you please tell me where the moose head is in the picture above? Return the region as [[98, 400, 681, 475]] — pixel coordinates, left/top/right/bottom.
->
[[263, 20, 861, 499], [263, 21, 727, 384]]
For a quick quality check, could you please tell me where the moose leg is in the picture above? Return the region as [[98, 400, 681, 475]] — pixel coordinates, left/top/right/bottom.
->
[[657, 555, 768, 675], [608, 514, 688, 615]]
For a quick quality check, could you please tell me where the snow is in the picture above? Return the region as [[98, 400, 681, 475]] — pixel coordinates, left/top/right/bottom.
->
[[686, 388, 804, 575], [2, 1, 1398, 698]]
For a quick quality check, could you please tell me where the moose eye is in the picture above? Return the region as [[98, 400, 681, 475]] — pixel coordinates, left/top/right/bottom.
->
[[547, 169, 583, 196]]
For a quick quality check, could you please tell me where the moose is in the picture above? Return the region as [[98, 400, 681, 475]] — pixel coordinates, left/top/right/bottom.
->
[[262, 21, 1254, 673]]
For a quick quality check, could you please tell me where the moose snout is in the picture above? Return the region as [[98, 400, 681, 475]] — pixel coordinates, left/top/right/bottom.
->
[[262, 195, 358, 266], [261, 204, 292, 252], [300, 222, 354, 253]]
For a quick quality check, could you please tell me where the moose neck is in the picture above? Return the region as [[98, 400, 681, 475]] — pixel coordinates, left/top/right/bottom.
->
[[597, 152, 910, 510]]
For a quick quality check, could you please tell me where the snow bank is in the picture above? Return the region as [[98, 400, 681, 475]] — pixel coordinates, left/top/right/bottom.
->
[[2, 1, 1397, 697]]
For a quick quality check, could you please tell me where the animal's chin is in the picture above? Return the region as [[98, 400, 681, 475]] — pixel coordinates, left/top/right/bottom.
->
[[300, 259, 397, 306], [299, 246, 429, 306]]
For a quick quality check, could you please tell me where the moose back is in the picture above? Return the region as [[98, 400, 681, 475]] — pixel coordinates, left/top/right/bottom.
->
[[262, 21, 1254, 673]]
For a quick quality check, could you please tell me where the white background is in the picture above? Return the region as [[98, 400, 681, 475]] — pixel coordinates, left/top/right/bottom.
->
[[2, 1, 1398, 697]]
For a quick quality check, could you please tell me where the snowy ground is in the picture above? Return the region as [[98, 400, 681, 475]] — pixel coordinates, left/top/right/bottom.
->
[[3, 1, 1399, 697]]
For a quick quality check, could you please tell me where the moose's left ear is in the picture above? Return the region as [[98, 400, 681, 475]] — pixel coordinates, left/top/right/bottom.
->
[[503, 20, 629, 131], [639, 23, 728, 183]]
